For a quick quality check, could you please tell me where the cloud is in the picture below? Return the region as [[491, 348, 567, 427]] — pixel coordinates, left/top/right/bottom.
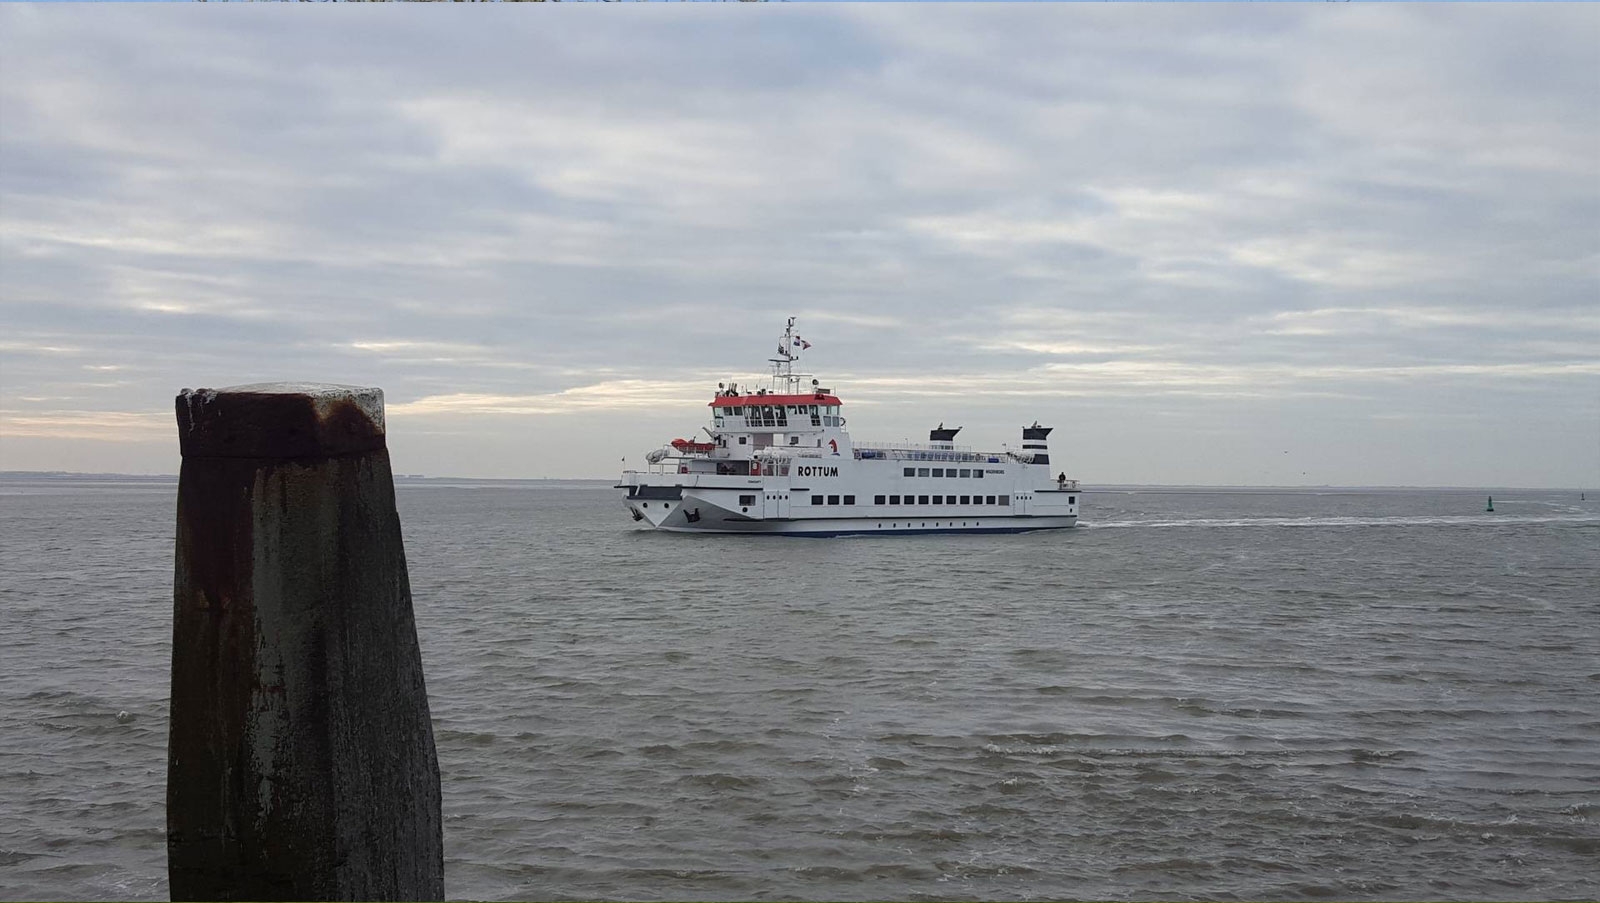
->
[[1, 5, 1596, 485], [0, 409, 170, 442], [1258, 307, 1600, 336], [389, 379, 713, 418]]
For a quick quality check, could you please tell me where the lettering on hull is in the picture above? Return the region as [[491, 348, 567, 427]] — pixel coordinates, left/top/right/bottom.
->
[[795, 465, 840, 478]]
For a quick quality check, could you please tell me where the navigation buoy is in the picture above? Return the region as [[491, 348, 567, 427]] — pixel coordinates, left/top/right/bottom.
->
[[1486, 495, 1494, 512]]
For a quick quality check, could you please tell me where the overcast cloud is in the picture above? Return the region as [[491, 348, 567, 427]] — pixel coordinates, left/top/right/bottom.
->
[[1, 5, 1596, 485]]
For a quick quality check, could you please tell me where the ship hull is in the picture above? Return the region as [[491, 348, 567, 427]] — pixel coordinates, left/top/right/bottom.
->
[[618, 473, 1079, 536], [647, 514, 1078, 537]]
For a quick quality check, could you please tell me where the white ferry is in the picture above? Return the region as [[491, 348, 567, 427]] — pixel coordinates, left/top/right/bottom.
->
[[617, 319, 1080, 536]]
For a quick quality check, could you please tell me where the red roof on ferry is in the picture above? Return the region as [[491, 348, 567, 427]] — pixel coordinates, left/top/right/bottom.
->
[[709, 393, 842, 407]]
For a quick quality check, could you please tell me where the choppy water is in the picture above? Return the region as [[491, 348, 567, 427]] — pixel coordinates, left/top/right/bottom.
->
[[1, 478, 1597, 901]]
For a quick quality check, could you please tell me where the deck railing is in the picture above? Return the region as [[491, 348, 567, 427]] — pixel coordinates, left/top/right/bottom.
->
[[854, 440, 973, 452], [852, 441, 1003, 464]]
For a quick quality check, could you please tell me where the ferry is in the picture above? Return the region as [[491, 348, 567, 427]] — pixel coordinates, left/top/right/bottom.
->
[[617, 319, 1080, 536]]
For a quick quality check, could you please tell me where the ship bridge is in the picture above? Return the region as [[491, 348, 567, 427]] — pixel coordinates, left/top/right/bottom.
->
[[709, 392, 843, 432]]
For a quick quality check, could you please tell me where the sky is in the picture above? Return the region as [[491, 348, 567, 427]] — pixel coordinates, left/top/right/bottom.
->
[[0, 5, 1596, 486]]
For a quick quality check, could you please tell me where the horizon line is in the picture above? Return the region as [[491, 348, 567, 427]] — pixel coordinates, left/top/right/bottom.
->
[[0, 470, 1592, 493]]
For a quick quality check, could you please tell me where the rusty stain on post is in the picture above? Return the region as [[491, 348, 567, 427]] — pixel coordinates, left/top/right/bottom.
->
[[168, 383, 443, 901]]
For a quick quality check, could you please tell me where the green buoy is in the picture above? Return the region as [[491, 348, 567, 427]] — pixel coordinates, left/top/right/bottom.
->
[[1486, 495, 1494, 512]]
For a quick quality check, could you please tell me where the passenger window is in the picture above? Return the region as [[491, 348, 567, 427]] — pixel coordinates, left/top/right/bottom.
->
[[740, 495, 755, 505], [844, 495, 855, 505], [961, 495, 970, 504], [933, 495, 943, 504], [918, 495, 929, 504], [811, 495, 823, 505], [986, 495, 996, 505], [999, 495, 1011, 506], [1068, 495, 1076, 504], [875, 495, 886, 505], [890, 495, 901, 504], [828, 495, 840, 505]]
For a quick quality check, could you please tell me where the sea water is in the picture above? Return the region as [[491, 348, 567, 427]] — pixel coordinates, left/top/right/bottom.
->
[[1, 478, 1596, 901]]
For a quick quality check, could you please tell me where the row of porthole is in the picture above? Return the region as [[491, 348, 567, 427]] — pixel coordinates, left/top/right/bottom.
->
[[877, 522, 980, 529], [640, 502, 672, 509]]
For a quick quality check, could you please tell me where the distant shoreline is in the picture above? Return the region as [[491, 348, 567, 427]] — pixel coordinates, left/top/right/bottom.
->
[[0, 471, 1590, 493]]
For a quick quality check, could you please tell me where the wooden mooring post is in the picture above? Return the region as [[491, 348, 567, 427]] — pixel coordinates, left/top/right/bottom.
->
[[167, 383, 443, 901]]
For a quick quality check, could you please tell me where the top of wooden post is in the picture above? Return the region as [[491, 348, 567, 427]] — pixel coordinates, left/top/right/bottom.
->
[[176, 383, 387, 459]]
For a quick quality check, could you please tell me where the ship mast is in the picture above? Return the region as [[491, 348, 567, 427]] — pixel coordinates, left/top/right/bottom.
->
[[767, 316, 811, 395]]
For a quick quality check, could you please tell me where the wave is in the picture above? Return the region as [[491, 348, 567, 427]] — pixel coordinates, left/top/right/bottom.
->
[[1083, 514, 1600, 529]]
